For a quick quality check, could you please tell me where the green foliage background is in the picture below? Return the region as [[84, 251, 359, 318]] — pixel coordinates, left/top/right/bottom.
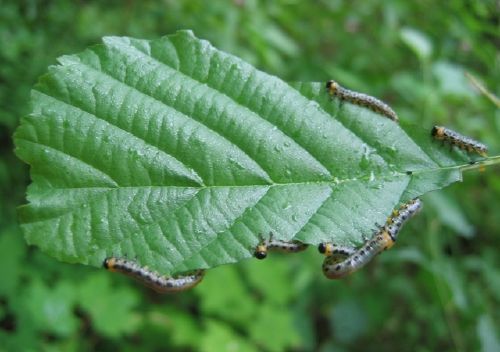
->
[[1, 1, 499, 351]]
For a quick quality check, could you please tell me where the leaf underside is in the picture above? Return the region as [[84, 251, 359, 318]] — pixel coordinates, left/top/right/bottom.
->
[[14, 31, 470, 274]]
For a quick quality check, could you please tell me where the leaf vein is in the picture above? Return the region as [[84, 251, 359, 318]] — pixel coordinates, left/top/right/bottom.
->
[[36, 91, 204, 186], [18, 138, 119, 187], [114, 41, 331, 179], [74, 60, 273, 184]]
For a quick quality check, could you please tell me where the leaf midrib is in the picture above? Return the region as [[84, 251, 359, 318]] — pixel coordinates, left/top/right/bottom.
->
[[20, 164, 458, 228]]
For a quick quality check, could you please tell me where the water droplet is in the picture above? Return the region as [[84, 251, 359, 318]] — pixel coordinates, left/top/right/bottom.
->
[[308, 101, 320, 109], [359, 144, 375, 169], [369, 171, 375, 182], [291, 214, 298, 222], [138, 211, 152, 224], [229, 157, 245, 170], [129, 148, 145, 158], [363, 145, 372, 158]]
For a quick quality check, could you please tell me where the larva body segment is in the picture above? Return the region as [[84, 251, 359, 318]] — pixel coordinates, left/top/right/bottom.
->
[[322, 198, 422, 279], [103, 257, 204, 293], [431, 126, 488, 157], [322, 231, 394, 279], [326, 80, 399, 122], [384, 198, 422, 241], [318, 242, 356, 257], [254, 232, 308, 260]]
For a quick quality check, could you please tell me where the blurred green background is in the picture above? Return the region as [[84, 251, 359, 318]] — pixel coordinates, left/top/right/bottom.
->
[[1, 1, 499, 351]]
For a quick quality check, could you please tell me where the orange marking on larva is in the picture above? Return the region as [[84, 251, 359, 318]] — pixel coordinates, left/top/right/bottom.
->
[[381, 231, 395, 250], [322, 198, 422, 279], [318, 243, 356, 257]]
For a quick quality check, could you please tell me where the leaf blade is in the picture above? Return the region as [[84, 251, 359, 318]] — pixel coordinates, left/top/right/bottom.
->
[[15, 31, 470, 274]]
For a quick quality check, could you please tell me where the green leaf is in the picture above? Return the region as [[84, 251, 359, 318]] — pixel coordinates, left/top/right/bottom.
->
[[0, 226, 25, 296], [424, 191, 474, 238], [15, 30, 472, 275], [200, 319, 256, 352], [432, 61, 475, 99], [12, 280, 79, 337], [249, 304, 301, 351], [400, 27, 433, 61], [242, 256, 297, 305], [477, 314, 500, 352], [78, 272, 140, 338], [146, 307, 202, 349], [330, 299, 369, 344], [197, 266, 255, 325]]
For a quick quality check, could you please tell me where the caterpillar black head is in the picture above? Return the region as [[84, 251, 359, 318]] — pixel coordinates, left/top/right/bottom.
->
[[318, 242, 329, 255], [431, 126, 445, 139], [254, 244, 268, 260], [326, 80, 339, 95], [318, 242, 339, 256], [103, 257, 114, 269]]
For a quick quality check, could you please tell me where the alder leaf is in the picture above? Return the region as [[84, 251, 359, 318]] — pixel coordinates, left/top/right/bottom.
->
[[14, 31, 471, 274]]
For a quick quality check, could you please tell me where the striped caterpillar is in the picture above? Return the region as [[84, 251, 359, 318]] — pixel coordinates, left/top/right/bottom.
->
[[103, 257, 204, 293], [318, 243, 356, 257], [431, 126, 488, 157], [326, 80, 399, 122], [320, 198, 422, 279], [254, 232, 308, 259]]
